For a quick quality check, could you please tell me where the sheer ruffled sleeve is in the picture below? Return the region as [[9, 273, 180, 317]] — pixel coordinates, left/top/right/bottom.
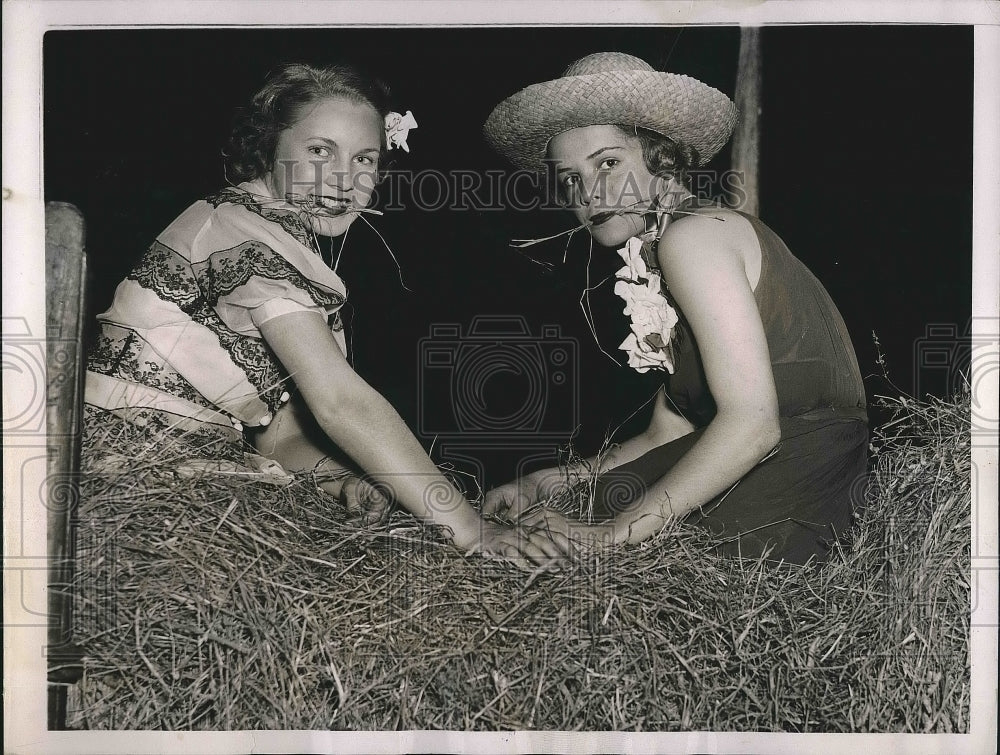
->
[[95, 186, 352, 425], [177, 198, 350, 340], [201, 239, 345, 334]]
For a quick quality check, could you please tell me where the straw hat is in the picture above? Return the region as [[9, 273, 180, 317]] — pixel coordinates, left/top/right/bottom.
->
[[484, 52, 738, 172]]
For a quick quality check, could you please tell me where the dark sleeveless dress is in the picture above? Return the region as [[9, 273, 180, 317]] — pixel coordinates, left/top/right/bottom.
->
[[592, 208, 869, 565]]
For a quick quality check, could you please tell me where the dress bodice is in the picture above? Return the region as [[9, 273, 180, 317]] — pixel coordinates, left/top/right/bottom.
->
[[650, 205, 867, 425]]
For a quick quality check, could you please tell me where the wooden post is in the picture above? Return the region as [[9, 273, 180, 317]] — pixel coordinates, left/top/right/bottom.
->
[[728, 26, 762, 216], [45, 202, 87, 729]]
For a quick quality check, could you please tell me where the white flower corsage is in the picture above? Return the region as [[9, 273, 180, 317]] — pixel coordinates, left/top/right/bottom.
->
[[385, 110, 417, 152], [613, 237, 678, 373]]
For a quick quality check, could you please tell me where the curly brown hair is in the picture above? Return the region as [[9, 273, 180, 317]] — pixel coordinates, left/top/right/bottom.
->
[[224, 63, 393, 184], [615, 125, 699, 187]]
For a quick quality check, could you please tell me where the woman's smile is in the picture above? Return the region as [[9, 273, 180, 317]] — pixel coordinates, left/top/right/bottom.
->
[[266, 96, 382, 237]]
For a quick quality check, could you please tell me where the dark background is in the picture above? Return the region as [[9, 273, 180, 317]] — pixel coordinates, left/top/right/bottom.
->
[[44, 26, 973, 485]]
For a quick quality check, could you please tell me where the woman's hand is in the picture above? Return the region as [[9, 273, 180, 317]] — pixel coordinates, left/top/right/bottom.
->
[[482, 466, 576, 519], [520, 508, 617, 553], [482, 478, 537, 519], [467, 520, 574, 569], [337, 474, 393, 527]]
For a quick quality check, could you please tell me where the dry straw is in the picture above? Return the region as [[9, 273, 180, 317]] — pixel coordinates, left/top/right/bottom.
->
[[69, 387, 970, 731]]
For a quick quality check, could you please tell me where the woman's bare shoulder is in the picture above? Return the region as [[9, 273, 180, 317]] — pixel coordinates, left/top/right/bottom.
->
[[662, 205, 750, 240], [657, 207, 758, 268]]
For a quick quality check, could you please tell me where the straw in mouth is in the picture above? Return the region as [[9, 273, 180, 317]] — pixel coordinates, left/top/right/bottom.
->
[[284, 193, 383, 217], [588, 211, 617, 226]]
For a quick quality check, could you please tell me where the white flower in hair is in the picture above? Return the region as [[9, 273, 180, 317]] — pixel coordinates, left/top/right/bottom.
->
[[613, 237, 678, 374], [385, 110, 417, 152]]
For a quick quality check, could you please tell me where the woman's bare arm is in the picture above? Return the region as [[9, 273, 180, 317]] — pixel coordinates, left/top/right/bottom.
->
[[610, 212, 780, 543], [484, 383, 697, 519], [530, 388, 695, 495], [259, 310, 565, 561]]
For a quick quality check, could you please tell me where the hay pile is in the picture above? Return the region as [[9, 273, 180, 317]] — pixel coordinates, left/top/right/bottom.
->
[[70, 389, 970, 731]]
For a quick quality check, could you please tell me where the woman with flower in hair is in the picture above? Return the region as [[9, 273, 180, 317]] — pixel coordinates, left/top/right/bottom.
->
[[482, 53, 868, 564], [85, 63, 560, 565]]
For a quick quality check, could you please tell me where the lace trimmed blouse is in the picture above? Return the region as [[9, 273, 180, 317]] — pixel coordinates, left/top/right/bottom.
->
[[86, 179, 349, 431]]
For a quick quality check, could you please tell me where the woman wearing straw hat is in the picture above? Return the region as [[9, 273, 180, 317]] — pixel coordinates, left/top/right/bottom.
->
[[482, 52, 868, 564]]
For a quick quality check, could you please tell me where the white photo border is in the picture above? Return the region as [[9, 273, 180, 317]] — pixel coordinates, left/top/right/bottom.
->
[[3, 2, 997, 753]]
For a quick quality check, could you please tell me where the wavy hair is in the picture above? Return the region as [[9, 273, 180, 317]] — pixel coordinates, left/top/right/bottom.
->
[[615, 125, 699, 188], [224, 63, 393, 184]]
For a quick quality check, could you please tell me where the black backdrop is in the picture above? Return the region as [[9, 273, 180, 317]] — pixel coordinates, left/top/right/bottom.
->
[[44, 26, 973, 485]]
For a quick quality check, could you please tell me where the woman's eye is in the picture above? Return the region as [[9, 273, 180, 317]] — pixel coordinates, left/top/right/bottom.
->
[[308, 146, 332, 158], [562, 174, 580, 188], [599, 158, 620, 170], [355, 155, 376, 166]]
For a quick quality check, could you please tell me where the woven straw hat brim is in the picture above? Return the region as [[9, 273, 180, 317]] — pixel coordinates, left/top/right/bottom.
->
[[484, 70, 737, 172]]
